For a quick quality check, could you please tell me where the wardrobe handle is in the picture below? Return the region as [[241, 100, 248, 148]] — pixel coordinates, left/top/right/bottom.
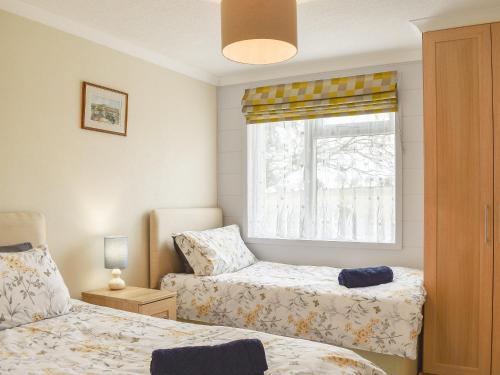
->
[[484, 206, 489, 243]]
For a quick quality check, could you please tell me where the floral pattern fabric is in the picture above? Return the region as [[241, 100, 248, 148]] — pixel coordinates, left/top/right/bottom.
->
[[0, 245, 71, 330], [0, 300, 384, 375], [175, 225, 257, 276], [161, 261, 425, 359]]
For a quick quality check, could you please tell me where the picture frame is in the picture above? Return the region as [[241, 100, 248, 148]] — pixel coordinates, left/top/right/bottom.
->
[[81, 82, 128, 136]]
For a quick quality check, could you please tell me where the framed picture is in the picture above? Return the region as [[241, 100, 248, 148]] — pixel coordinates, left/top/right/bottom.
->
[[81, 82, 128, 136]]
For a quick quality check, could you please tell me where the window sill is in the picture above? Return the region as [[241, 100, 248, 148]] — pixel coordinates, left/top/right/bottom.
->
[[245, 237, 403, 251]]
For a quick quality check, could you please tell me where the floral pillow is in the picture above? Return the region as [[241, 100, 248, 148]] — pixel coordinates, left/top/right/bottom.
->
[[0, 245, 71, 330], [175, 225, 257, 276]]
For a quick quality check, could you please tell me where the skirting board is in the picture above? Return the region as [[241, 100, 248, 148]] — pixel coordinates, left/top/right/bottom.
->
[[178, 318, 418, 375]]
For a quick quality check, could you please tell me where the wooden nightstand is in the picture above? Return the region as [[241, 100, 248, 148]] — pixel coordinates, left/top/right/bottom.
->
[[82, 286, 177, 320]]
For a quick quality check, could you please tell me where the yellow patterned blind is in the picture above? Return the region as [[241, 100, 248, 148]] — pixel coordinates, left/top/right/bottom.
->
[[242, 71, 398, 124]]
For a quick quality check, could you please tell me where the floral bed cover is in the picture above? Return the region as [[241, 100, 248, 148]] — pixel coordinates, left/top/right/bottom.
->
[[0, 300, 384, 375], [162, 261, 425, 359]]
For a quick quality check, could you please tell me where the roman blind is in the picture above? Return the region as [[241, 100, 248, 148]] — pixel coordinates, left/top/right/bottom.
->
[[242, 71, 398, 124]]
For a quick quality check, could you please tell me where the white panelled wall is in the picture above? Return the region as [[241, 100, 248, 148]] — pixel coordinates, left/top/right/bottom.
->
[[217, 61, 423, 269]]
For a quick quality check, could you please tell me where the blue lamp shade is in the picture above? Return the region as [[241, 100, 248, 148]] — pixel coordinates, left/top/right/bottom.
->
[[104, 236, 128, 270]]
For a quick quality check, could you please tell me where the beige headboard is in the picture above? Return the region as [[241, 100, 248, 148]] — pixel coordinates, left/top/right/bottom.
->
[[149, 208, 223, 288], [0, 211, 47, 247]]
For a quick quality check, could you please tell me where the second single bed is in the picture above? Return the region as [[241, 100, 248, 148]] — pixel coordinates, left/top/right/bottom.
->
[[161, 261, 425, 359], [150, 208, 426, 375]]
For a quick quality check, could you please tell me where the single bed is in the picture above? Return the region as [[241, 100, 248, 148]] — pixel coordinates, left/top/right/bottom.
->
[[0, 211, 384, 375], [1, 300, 385, 374], [150, 208, 425, 375]]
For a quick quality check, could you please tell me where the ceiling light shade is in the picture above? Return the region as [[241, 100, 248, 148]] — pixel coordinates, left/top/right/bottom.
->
[[221, 0, 298, 65]]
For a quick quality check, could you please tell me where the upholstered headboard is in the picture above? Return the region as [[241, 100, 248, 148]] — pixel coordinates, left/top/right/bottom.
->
[[149, 208, 223, 289], [0, 211, 47, 247]]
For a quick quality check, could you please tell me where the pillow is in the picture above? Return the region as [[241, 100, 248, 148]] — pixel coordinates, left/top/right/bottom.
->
[[175, 225, 257, 276], [0, 242, 33, 252], [0, 245, 71, 330], [172, 235, 194, 274]]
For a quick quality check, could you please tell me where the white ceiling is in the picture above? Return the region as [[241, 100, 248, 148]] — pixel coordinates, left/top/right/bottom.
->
[[3, 0, 500, 85]]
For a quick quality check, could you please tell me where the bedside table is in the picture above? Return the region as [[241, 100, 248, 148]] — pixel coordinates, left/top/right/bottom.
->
[[82, 286, 177, 320]]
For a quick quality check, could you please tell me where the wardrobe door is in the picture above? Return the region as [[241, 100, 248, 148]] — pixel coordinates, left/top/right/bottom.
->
[[493, 21, 500, 375], [423, 24, 493, 375]]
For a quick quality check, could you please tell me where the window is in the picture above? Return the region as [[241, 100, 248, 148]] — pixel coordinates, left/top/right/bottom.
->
[[247, 113, 399, 244]]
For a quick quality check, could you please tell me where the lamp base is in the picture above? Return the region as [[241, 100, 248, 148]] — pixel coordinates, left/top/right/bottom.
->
[[108, 269, 126, 290]]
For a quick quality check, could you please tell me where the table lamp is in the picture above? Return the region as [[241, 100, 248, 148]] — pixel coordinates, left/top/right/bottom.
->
[[104, 236, 128, 290]]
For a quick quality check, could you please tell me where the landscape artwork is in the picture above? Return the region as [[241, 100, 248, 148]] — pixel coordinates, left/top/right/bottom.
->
[[81, 82, 128, 136]]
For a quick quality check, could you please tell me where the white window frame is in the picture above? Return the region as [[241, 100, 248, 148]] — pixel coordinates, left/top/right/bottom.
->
[[243, 113, 403, 251]]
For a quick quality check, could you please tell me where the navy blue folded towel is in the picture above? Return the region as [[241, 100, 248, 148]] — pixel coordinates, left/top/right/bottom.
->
[[338, 266, 393, 288], [150, 339, 268, 375]]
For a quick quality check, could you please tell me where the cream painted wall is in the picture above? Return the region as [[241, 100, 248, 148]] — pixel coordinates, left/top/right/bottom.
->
[[0, 10, 217, 297]]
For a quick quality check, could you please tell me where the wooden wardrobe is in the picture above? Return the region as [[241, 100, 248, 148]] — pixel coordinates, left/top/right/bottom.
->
[[423, 23, 500, 375]]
